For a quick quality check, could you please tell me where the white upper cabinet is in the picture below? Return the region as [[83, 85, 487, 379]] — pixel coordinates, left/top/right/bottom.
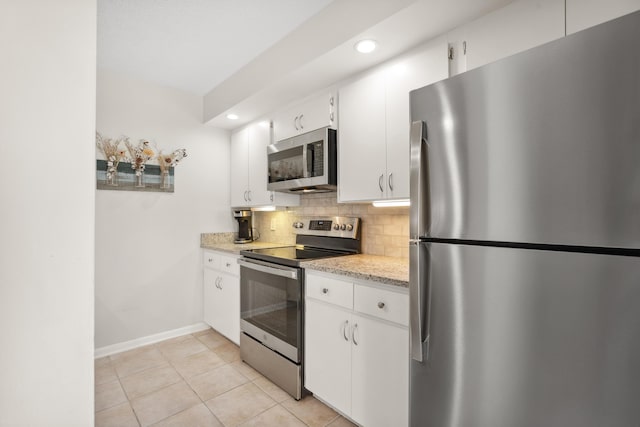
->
[[338, 70, 387, 203], [272, 91, 337, 142], [338, 37, 448, 203], [566, 0, 640, 34], [230, 122, 299, 208], [449, 0, 565, 75], [230, 127, 250, 208]]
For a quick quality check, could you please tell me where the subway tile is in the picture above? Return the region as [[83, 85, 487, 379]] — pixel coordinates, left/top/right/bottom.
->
[[382, 224, 403, 236]]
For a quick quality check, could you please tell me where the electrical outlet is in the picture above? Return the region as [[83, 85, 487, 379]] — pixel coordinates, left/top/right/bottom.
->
[[270, 219, 276, 231]]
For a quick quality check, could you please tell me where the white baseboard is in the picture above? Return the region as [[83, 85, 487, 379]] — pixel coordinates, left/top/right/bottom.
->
[[94, 322, 211, 359]]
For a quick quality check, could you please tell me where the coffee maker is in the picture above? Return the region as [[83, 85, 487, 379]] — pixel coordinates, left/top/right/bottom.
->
[[233, 209, 253, 243]]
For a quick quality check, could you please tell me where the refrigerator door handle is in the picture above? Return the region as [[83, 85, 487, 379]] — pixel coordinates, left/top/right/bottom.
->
[[409, 120, 429, 239], [410, 241, 429, 362]]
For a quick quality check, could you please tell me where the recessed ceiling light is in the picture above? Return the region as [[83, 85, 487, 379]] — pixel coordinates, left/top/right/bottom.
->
[[355, 39, 377, 54], [226, 113, 239, 120]]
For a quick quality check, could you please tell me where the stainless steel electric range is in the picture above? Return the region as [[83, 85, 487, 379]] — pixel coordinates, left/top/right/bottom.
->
[[238, 216, 361, 399]]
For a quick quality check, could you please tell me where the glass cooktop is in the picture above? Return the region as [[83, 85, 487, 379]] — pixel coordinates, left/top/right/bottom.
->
[[241, 245, 350, 267]]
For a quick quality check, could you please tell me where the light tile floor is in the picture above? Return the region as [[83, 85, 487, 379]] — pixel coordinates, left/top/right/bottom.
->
[[95, 328, 356, 427]]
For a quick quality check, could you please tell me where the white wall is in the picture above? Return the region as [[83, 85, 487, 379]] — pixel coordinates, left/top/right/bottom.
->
[[95, 70, 233, 349], [0, 1, 96, 425]]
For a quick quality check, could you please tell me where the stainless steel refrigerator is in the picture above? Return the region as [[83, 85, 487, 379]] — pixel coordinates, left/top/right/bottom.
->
[[409, 10, 640, 427]]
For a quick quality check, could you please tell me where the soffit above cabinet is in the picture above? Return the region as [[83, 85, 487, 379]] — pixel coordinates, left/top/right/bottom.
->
[[203, 0, 513, 130]]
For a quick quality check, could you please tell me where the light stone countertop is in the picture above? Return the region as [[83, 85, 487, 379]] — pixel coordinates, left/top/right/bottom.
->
[[302, 254, 409, 288], [201, 232, 409, 287], [200, 232, 286, 255]]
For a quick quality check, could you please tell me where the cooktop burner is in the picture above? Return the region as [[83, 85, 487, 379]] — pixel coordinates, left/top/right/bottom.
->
[[240, 216, 361, 267]]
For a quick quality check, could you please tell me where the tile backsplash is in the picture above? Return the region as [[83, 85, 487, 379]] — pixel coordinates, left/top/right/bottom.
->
[[252, 193, 409, 258]]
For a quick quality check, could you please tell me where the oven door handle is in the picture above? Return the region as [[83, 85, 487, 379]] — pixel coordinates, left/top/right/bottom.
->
[[238, 258, 299, 280]]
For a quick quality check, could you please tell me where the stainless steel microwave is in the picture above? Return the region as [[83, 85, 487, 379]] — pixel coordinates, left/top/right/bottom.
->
[[267, 127, 337, 193]]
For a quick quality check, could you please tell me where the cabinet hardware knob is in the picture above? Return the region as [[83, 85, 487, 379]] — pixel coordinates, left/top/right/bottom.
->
[[378, 301, 385, 309], [226, 262, 231, 267], [322, 288, 329, 294], [208, 258, 213, 262]]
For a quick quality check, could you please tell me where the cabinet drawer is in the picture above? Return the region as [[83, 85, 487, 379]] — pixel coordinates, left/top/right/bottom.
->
[[219, 254, 239, 276], [203, 251, 221, 269], [306, 273, 353, 309], [354, 285, 409, 326]]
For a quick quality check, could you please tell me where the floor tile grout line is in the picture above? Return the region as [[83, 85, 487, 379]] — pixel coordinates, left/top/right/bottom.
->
[[279, 403, 315, 427], [102, 330, 345, 427]]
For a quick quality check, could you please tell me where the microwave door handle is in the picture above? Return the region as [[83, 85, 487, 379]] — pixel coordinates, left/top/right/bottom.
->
[[302, 142, 308, 178], [238, 258, 298, 280]]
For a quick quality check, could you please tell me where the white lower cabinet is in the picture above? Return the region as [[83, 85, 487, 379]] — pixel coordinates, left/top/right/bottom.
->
[[203, 250, 240, 345], [305, 272, 409, 427]]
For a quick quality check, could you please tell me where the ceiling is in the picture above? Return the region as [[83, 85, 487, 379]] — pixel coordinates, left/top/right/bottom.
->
[[98, 0, 512, 129]]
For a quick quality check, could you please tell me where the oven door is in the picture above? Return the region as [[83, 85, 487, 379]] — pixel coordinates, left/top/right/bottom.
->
[[238, 258, 303, 363]]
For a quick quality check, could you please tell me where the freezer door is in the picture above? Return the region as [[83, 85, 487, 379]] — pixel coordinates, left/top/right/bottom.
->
[[409, 10, 640, 248], [410, 242, 640, 427]]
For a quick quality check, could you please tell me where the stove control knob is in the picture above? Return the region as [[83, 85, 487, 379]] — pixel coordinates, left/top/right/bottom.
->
[[333, 223, 340, 230], [293, 221, 304, 229], [340, 224, 347, 231], [346, 224, 354, 231]]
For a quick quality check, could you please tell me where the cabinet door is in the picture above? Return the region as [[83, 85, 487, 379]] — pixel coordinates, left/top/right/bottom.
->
[[350, 314, 409, 427], [566, 0, 640, 34], [296, 91, 336, 135], [463, 0, 565, 70], [272, 109, 300, 142], [230, 128, 249, 207], [304, 299, 352, 416], [338, 71, 387, 202], [246, 122, 271, 206], [203, 269, 240, 345], [385, 37, 448, 200], [273, 92, 336, 142]]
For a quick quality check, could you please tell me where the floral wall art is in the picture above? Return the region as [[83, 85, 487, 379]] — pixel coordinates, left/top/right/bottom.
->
[[96, 132, 187, 192]]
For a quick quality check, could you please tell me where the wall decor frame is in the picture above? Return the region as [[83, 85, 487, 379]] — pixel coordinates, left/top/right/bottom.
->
[[96, 160, 175, 192]]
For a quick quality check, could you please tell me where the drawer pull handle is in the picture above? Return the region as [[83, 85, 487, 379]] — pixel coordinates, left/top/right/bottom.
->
[[208, 258, 213, 262], [226, 262, 231, 267], [352, 323, 359, 345], [377, 301, 385, 309], [342, 320, 349, 341], [322, 288, 329, 294]]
